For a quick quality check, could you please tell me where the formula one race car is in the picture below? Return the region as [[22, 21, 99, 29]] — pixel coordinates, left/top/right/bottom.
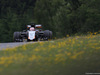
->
[[13, 24, 52, 42]]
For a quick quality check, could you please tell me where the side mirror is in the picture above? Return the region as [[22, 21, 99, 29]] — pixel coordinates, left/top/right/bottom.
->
[[35, 25, 42, 28]]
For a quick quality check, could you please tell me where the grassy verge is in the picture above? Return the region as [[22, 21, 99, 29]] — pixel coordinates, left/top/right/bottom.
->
[[0, 34, 100, 75]]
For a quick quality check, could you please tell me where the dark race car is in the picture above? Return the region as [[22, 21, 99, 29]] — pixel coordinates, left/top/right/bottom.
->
[[13, 24, 52, 42]]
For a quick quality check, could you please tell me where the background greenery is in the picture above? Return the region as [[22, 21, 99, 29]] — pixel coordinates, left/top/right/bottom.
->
[[0, 0, 100, 42]]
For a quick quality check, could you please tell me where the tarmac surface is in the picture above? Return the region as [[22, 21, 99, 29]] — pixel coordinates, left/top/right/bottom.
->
[[0, 42, 35, 50]]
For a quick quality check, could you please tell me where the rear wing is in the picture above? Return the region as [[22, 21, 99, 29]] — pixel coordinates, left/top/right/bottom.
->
[[35, 25, 42, 28], [27, 24, 42, 30]]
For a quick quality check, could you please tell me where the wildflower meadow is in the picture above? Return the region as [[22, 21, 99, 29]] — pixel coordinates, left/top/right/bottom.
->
[[0, 33, 100, 75]]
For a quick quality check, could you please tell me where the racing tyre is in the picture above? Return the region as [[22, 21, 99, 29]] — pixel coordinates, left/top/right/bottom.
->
[[49, 31, 52, 39], [13, 32, 17, 42], [14, 32, 21, 42], [44, 30, 50, 40]]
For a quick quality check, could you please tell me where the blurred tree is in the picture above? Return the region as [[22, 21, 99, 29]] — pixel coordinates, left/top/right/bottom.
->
[[0, 0, 100, 42], [0, 0, 36, 42]]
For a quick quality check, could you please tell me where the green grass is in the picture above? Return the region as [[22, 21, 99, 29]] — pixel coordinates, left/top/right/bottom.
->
[[0, 34, 100, 75]]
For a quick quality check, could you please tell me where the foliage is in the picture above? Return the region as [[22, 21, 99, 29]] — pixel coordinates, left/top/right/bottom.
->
[[0, 0, 36, 42], [34, 0, 100, 37], [0, 0, 100, 42]]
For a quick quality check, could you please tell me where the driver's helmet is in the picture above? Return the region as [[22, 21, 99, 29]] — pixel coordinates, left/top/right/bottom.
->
[[31, 23, 35, 28], [30, 27, 35, 31]]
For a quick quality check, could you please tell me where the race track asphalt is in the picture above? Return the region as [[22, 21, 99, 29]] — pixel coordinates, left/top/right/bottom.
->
[[0, 42, 35, 50]]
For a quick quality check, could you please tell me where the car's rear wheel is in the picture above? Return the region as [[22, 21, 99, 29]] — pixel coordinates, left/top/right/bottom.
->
[[49, 31, 52, 39], [44, 30, 51, 40]]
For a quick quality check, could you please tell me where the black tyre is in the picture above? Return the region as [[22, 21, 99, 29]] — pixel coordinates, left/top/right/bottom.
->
[[49, 31, 52, 39], [13, 32, 17, 42], [13, 32, 21, 42], [44, 30, 50, 40]]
